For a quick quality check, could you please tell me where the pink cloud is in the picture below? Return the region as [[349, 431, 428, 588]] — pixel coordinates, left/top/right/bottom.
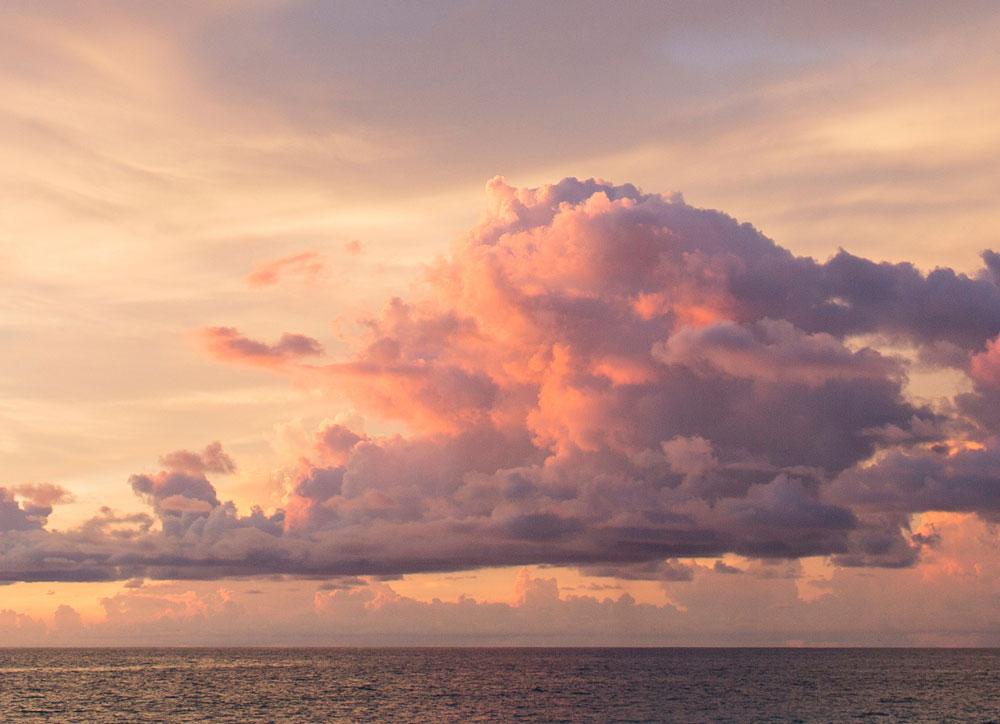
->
[[969, 334, 1000, 388], [246, 251, 325, 288], [12, 483, 74, 507], [4, 177, 1000, 584], [315, 424, 365, 465], [201, 326, 323, 369]]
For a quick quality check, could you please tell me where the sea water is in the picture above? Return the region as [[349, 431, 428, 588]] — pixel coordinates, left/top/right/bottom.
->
[[1, 647, 997, 722]]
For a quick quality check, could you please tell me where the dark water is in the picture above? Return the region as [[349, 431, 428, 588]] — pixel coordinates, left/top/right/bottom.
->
[[0, 648, 997, 722]]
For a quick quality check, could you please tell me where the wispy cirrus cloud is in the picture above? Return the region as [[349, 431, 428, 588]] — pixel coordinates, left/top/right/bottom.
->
[[247, 251, 326, 288]]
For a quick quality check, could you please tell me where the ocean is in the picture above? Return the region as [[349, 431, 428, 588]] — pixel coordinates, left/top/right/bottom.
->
[[1, 647, 997, 722]]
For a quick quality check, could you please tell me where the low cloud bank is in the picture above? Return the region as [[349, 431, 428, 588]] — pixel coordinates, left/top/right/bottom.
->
[[4, 513, 998, 646]]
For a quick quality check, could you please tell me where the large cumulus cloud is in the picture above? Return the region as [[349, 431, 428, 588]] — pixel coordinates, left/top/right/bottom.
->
[[4, 177, 1000, 581]]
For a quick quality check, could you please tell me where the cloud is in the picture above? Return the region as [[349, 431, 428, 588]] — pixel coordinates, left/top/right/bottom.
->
[[3, 522, 999, 645], [159, 441, 237, 476], [314, 424, 365, 465], [10, 483, 74, 508], [200, 326, 324, 368], [0, 488, 47, 532], [3, 177, 1000, 582], [579, 559, 699, 582], [831, 441, 1000, 522], [247, 251, 326, 288], [969, 334, 1000, 388], [654, 319, 902, 386], [130, 471, 220, 512], [0, 608, 48, 645]]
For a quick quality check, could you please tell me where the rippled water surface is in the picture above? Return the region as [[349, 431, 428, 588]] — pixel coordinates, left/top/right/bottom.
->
[[0, 648, 997, 722]]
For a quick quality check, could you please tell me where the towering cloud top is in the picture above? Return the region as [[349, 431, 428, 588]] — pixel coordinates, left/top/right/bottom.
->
[[5, 178, 1000, 581]]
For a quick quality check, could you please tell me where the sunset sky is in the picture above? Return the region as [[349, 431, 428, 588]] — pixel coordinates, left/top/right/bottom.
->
[[2, 1, 999, 645]]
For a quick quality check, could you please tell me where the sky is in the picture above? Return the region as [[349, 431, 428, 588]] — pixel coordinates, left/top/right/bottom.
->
[[1, 0, 999, 646]]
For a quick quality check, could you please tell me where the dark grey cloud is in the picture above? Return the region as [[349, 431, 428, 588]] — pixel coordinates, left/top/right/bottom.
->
[[831, 442, 1000, 522]]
